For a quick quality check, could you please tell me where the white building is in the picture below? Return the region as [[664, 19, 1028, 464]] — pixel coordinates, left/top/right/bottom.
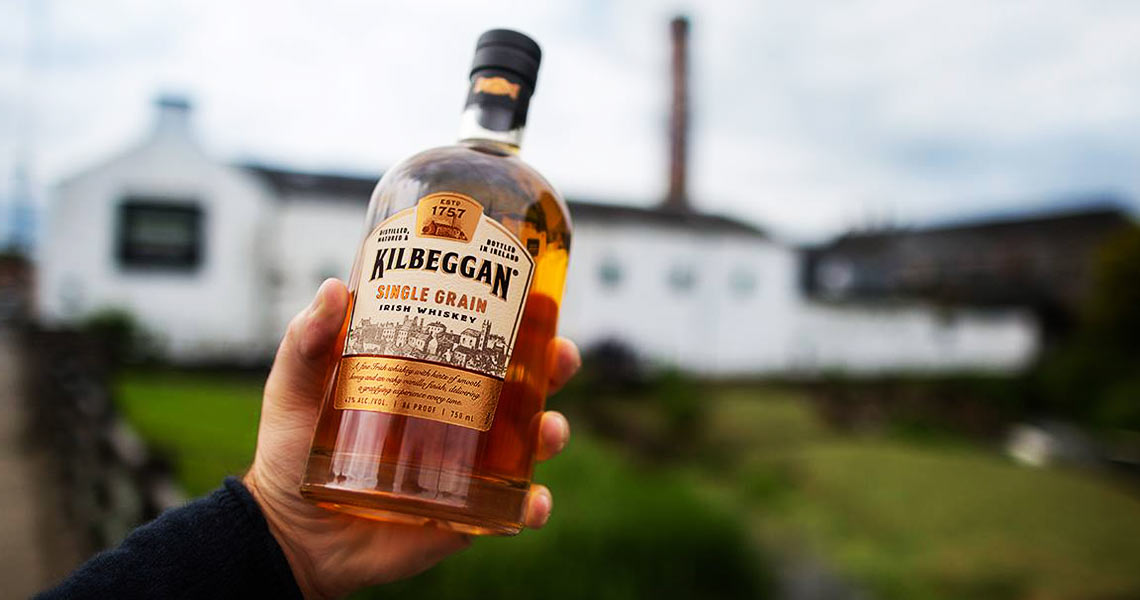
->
[[37, 98, 1038, 374]]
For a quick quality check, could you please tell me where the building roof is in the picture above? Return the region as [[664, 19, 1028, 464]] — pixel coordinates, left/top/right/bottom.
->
[[802, 201, 1136, 325], [818, 202, 1132, 251], [242, 163, 380, 199], [240, 163, 766, 237], [568, 200, 765, 236]]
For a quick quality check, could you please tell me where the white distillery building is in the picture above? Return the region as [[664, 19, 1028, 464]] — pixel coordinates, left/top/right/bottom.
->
[[35, 98, 1037, 374]]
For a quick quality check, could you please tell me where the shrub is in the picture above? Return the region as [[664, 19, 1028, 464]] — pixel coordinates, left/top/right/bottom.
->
[[80, 308, 162, 366], [1035, 226, 1140, 431], [369, 438, 768, 599]]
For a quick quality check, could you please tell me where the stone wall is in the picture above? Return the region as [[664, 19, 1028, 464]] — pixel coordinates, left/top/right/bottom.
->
[[22, 328, 185, 552]]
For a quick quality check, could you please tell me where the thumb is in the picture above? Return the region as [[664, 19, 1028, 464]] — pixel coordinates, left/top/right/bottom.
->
[[265, 278, 350, 409]]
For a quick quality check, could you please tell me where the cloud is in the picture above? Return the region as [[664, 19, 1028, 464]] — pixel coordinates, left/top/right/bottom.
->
[[2, 0, 1139, 241]]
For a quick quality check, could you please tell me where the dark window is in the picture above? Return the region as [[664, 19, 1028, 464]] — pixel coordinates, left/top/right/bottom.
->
[[598, 258, 622, 289], [117, 199, 204, 271], [668, 264, 696, 292], [730, 269, 758, 296]]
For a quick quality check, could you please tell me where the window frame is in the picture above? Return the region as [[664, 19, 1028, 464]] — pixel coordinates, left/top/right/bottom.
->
[[115, 198, 205, 273]]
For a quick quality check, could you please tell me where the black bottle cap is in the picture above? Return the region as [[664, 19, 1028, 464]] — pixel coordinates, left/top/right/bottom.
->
[[470, 29, 542, 89]]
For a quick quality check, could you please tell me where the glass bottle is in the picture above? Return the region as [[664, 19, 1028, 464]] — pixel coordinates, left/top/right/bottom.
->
[[300, 29, 571, 535]]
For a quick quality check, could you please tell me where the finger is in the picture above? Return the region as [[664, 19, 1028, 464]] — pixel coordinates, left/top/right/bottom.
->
[[535, 411, 570, 462], [546, 337, 581, 394], [264, 278, 350, 408], [522, 484, 553, 529], [296, 279, 350, 361]]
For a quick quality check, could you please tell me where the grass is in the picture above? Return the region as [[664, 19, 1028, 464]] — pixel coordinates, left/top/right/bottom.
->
[[707, 389, 1140, 600], [115, 371, 264, 496], [115, 370, 1140, 599], [706, 386, 828, 455], [114, 370, 766, 599], [781, 441, 1140, 599]]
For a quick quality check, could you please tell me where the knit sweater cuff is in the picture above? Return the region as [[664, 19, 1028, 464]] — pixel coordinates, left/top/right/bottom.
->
[[37, 477, 305, 599], [221, 476, 304, 599]]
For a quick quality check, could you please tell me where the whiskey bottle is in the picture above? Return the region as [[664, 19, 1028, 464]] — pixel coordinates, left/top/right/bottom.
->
[[300, 29, 571, 535]]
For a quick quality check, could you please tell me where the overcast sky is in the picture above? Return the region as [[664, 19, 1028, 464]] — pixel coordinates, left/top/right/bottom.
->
[[2, 0, 1139, 241]]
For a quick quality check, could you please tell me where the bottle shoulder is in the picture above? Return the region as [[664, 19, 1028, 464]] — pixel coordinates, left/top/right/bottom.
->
[[370, 143, 570, 230]]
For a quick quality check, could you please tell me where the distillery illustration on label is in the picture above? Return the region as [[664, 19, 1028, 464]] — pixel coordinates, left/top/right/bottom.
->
[[333, 191, 536, 431]]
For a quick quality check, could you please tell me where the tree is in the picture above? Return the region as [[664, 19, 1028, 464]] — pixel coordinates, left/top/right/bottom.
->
[[1038, 225, 1140, 430]]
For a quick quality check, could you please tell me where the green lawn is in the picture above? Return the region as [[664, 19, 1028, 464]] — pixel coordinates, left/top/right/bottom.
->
[[116, 372, 1140, 599], [116, 371, 264, 495], [708, 389, 1140, 600], [115, 371, 765, 599]]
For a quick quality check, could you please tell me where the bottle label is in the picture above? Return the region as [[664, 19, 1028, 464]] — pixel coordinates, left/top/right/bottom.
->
[[334, 192, 535, 431]]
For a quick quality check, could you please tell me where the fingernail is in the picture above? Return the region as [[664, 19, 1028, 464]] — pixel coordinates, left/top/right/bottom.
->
[[555, 415, 570, 452], [309, 297, 325, 319], [535, 489, 552, 527], [565, 348, 582, 373], [308, 280, 333, 320], [569, 342, 582, 370]]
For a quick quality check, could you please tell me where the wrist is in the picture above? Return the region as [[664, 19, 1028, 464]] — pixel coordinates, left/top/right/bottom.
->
[[243, 468, 325, 600]]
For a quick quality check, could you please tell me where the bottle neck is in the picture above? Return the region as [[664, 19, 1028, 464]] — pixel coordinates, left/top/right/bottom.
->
[[457, 70, 532, 153]]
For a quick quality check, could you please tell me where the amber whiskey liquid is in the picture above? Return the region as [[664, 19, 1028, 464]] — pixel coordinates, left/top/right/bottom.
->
[[300, 30, 570, 535]]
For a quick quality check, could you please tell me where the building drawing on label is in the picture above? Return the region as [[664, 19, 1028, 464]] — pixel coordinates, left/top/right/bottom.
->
[[421, 217, 467, 241], [346, 315, 510, 379], [415, 193, 484, 243]]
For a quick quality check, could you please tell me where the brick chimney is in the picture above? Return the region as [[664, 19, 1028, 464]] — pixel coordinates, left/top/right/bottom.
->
[[664, 15, 690, 212]]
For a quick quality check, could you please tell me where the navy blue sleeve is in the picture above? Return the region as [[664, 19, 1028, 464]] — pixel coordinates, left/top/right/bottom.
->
[[37, 477, 303, 600]]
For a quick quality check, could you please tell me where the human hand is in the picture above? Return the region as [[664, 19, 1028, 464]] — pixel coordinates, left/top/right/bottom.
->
[[244, 279, 579, 599]]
